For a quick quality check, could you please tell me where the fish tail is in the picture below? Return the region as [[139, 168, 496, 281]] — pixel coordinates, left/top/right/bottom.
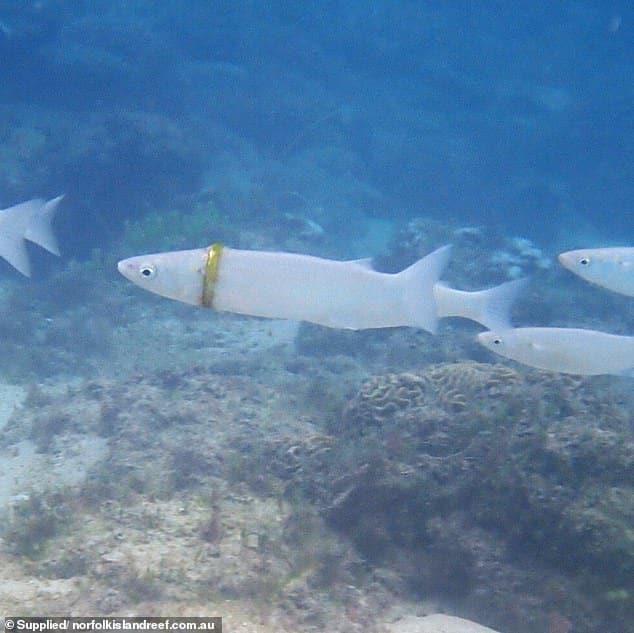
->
[[0, 234, 31, 277], [24, 195, 64, 256], [470, 277, 529, 330], [0, 199, 44, 276], [400, 244, 452, 334]]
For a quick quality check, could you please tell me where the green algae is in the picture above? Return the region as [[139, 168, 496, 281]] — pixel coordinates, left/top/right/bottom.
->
[[3, 488, 75, 559]]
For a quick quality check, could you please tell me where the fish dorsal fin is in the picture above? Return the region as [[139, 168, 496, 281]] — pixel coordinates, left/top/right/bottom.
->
[[347, 257, 374, 270], [24, 194, 63, 256]]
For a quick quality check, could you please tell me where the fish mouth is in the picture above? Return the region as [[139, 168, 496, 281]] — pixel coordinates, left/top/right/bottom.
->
[[117, 258, 133, 279], [476, 331, 493, 346], [557, 252, 572, 267]]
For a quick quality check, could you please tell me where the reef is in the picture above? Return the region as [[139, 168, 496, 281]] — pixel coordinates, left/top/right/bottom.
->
[[272, 362, 634, 633], [342, 361, 520, 427], [0, 365, 395, 631], [1, 351, 633, 632]]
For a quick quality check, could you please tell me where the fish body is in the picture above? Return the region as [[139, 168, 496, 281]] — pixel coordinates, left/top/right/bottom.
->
[[212, 246, 450, 330], [558, 247, 634, 297], [0, 196, 63, 276], [119, 244, 451, 332], [478, 326, 634, 375], [118, 243, 524, 332]]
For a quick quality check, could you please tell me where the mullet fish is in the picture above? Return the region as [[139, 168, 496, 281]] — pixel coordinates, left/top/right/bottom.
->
[[559, 247, 634, 297], [479, 326, 634, 375], [0, 196, 64, 276], [117, 243, 525, 333]]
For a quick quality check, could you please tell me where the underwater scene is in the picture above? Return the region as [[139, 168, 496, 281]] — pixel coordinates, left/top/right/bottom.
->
[[0, 2, 633, 632]]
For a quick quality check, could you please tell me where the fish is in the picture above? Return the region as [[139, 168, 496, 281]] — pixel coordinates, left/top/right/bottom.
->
[[558, 247, 634, 297], [478, 326, 634, 375], [399, 614, 503, 633], [25, 195, 64, 257], [117, 243, 525, 332], [434, 277, 528, 331], [0, 196, 63, 276]]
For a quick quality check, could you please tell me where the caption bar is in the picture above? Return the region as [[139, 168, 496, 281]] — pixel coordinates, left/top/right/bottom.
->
[[2, 619, 221, 633]]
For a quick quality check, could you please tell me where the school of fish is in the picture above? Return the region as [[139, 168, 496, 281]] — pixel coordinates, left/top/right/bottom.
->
[[480, 247, 634, 375], [1, 195, 630, 377], [117, 240, 634, 377]]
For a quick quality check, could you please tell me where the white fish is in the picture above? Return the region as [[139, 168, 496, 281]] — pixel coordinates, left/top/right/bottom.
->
[[0, 196, 63, 276], [394, 614, 502, 633], [478, 326, 634, 375], [434, 277, 528, 331], [0, 199, 41, 277], [558, 247, 634, 297], [117, 243, 524, 332], [25, 195, 64, 256]]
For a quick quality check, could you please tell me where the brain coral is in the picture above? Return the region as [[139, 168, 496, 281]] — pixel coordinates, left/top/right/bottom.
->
[[343, 361, 521, 427], [322, 362, 634, 633]]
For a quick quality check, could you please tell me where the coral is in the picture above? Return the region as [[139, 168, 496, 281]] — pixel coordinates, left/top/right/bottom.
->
[[307, 362, 634, 633], [3, 359, 632, 632], [343, 361, 521, 428], [271, 434, 335, 477]]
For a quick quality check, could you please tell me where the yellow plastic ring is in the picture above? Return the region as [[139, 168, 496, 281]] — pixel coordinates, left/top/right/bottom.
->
[[202, 243, 224, 307]]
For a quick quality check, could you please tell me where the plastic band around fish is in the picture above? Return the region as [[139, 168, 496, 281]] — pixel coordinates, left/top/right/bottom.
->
[[202, 243, 224, 308]]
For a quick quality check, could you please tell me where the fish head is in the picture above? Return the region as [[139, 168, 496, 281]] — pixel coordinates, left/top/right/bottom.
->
[[478, 330, 514, 356], [117, 248, 207, 306], [558, 247, 634, 296], [479, 327, 580, 373], [558, 247, 625, 282], [477, 328, 535, 365], [558, 248, 596, 274]]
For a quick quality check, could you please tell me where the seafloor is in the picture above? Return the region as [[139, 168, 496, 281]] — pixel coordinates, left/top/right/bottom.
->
[[0, 218, 633, 633]]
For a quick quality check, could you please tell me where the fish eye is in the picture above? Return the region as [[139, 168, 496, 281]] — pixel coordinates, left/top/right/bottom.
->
[[493, 338, 502, 345], [578, 257, 590, 266], [139, 265, 156, 278]]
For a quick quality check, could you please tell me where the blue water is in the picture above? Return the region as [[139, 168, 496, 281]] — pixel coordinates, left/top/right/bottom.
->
[[1, 1, 632, 257]]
